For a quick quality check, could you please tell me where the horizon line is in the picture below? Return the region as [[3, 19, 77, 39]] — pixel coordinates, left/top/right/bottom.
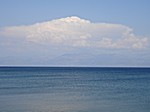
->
[[0, 65, 150, 68]]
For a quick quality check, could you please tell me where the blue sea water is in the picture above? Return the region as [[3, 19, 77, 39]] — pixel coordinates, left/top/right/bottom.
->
[[0, 67, 150, 112]]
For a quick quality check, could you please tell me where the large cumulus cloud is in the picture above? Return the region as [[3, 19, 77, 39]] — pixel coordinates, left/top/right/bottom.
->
[[0, 16, 148, 49]]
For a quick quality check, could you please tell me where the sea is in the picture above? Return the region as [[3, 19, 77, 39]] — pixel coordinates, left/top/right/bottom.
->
[[0, 67, 150, 112]]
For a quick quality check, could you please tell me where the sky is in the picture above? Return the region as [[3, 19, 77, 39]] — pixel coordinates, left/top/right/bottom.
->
[[0, 0, 150, 67]]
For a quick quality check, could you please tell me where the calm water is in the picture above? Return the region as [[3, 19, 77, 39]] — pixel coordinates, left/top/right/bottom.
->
[[0, 67, 150, 112]]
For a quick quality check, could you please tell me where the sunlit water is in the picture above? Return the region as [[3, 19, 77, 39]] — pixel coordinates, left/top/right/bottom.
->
[[0, 67, 150, 112]]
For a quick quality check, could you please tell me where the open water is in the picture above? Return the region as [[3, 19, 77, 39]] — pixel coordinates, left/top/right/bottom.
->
[[0, 67, 150, 112]]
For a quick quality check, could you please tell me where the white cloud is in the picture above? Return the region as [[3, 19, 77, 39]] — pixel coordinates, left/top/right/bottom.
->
[[0, 16, 148, 49]]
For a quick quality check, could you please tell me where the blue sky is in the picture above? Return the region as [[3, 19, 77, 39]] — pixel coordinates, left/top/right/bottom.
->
[[0, 0, 150, 36], [0, 0, 150, 66]]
